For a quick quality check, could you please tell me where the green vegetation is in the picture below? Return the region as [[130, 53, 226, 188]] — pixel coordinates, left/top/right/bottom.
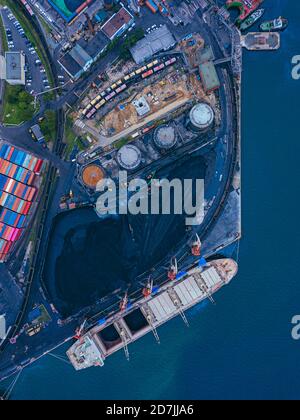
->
[[2, 84, 36, 124], [119, 28, 144, 60], [0, 13, 8, 51], [114, 137, 130, 150], [40, 110, 56, 142], [64, 115, 85, 158]]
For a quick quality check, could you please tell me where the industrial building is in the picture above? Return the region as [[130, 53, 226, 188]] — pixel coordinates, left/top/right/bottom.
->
[[4, 52, 25, 86], [47, 0, 96, 23], [0, 143, 43, 263], [130, 25, 176, 64], [58, 31, 109, 79], [29, 124, 45, 144], [101, 7, 134, 40]]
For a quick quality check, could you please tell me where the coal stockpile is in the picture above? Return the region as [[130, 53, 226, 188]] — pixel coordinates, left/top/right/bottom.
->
[[43, 154, 207, 317]]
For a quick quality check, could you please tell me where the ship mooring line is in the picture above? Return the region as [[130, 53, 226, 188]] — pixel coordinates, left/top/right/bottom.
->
[[2, 368, 23, 400], [48, 352, 72, 365]]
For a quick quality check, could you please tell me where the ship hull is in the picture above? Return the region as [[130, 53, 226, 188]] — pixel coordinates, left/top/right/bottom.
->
[[67, 258, 238, 371], [260, 18, 288, 32], [240, 9, 265, 31]]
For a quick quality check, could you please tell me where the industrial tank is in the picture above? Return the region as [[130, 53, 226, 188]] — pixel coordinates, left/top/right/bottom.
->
[[153, 125, 177, 150]]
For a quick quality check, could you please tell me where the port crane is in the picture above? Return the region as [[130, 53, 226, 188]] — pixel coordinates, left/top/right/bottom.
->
[[74, 319, 88, 340], [142, 276, 153, 297], [190, 233, 202, 257], [119, 292, 129, 312], [168, 257, 178, 281], [145, 309, 160, 344], [194, 273, 216, 305], [168, 289, 190, 327], [119, 327, 130, 361]]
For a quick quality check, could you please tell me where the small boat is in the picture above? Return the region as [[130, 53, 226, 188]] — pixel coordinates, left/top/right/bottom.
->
[[260, 17, 288, 32], [240, 9, 265, 31]]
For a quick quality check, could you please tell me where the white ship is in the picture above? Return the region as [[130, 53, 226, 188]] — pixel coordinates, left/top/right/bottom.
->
[[67, 258, 238, 371]]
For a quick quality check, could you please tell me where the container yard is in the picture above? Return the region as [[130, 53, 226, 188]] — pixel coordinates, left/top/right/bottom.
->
[[0, 142, 44, 263]]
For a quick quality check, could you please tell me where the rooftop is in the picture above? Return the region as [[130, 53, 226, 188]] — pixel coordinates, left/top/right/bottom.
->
[[5, 52, 25, 83], [69, 44, 91, 68], [199, 61, 220, 92], [101, 7, 133, 40], [59, 52, 83, 78], [78, 31, 109, 59], [130, 25, 176, 64]]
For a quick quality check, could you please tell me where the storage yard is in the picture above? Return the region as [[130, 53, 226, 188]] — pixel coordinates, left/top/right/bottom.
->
[[77, 53, 215, 144], [0, 143, 44, 263]]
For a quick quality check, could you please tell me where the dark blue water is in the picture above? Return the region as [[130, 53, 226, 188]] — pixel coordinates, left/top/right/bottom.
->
[[8, 0, 300, 399]]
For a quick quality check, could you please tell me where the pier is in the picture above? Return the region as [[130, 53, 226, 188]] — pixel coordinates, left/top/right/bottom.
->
[[241, 32, 281, 51]]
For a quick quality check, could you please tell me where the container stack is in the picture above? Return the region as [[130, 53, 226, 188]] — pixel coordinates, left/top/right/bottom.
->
[[0, 143, 43, 263]]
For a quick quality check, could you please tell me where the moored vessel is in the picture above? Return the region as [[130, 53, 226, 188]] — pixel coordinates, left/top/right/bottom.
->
[[240, 9, 265, 31], [260, 17, 288, 32], [67, 258, 238, 371]]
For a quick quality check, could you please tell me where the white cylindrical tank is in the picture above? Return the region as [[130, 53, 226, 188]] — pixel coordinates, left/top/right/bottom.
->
[[117, 144, 142, 170], [153, 125, 177, 150], [189, 103, 214, 131]]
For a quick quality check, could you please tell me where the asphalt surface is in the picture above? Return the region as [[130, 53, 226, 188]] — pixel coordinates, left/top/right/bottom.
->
[[0, 5, 47, 95]]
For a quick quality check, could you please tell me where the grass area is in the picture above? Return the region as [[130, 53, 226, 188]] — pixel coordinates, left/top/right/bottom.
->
[[2, 84, 36, 124], [38, 15, 52, 35], [40, 110, 56, 142], [119, 28, 144, 60], [64, 115, 85, 158], [0, 0, 55, 89], [114, 137, 131, 150], [0, 12, 8, 51]]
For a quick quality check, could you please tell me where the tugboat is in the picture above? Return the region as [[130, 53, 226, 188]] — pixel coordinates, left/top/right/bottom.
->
[[260, 17, 288, 32], [239, 9, 265, 31]]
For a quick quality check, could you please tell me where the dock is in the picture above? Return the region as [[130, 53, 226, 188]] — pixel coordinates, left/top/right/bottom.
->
[[241, 32, 280, 51]]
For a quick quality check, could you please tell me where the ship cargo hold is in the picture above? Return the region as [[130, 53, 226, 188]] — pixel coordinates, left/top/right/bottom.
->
[[67, 258, 238, 371]]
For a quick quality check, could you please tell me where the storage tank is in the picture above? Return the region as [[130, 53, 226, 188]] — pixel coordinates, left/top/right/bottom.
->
[[188, 103, 214, 132], [117, 145, 142, 171], [153, 125, 177, 150], [82, 164, 105, 189]]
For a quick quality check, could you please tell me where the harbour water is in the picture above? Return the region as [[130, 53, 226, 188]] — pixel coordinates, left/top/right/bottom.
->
[[6, 0, 300, 399]]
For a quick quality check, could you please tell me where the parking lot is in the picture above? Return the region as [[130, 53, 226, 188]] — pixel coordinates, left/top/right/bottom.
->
[[0, 5, 60, 95]]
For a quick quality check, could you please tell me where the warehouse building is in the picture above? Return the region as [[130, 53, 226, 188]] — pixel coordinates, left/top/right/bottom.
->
[[130, 25, 176, 64], [101, 7, 134, 40], [4, 52, 25, 85], [59, 31, 109, 79]]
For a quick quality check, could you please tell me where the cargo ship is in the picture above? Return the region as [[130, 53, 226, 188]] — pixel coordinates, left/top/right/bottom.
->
[[240, 9, 265, 31], [67, 258, 238, 371], [260, 17, 288, 32]]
